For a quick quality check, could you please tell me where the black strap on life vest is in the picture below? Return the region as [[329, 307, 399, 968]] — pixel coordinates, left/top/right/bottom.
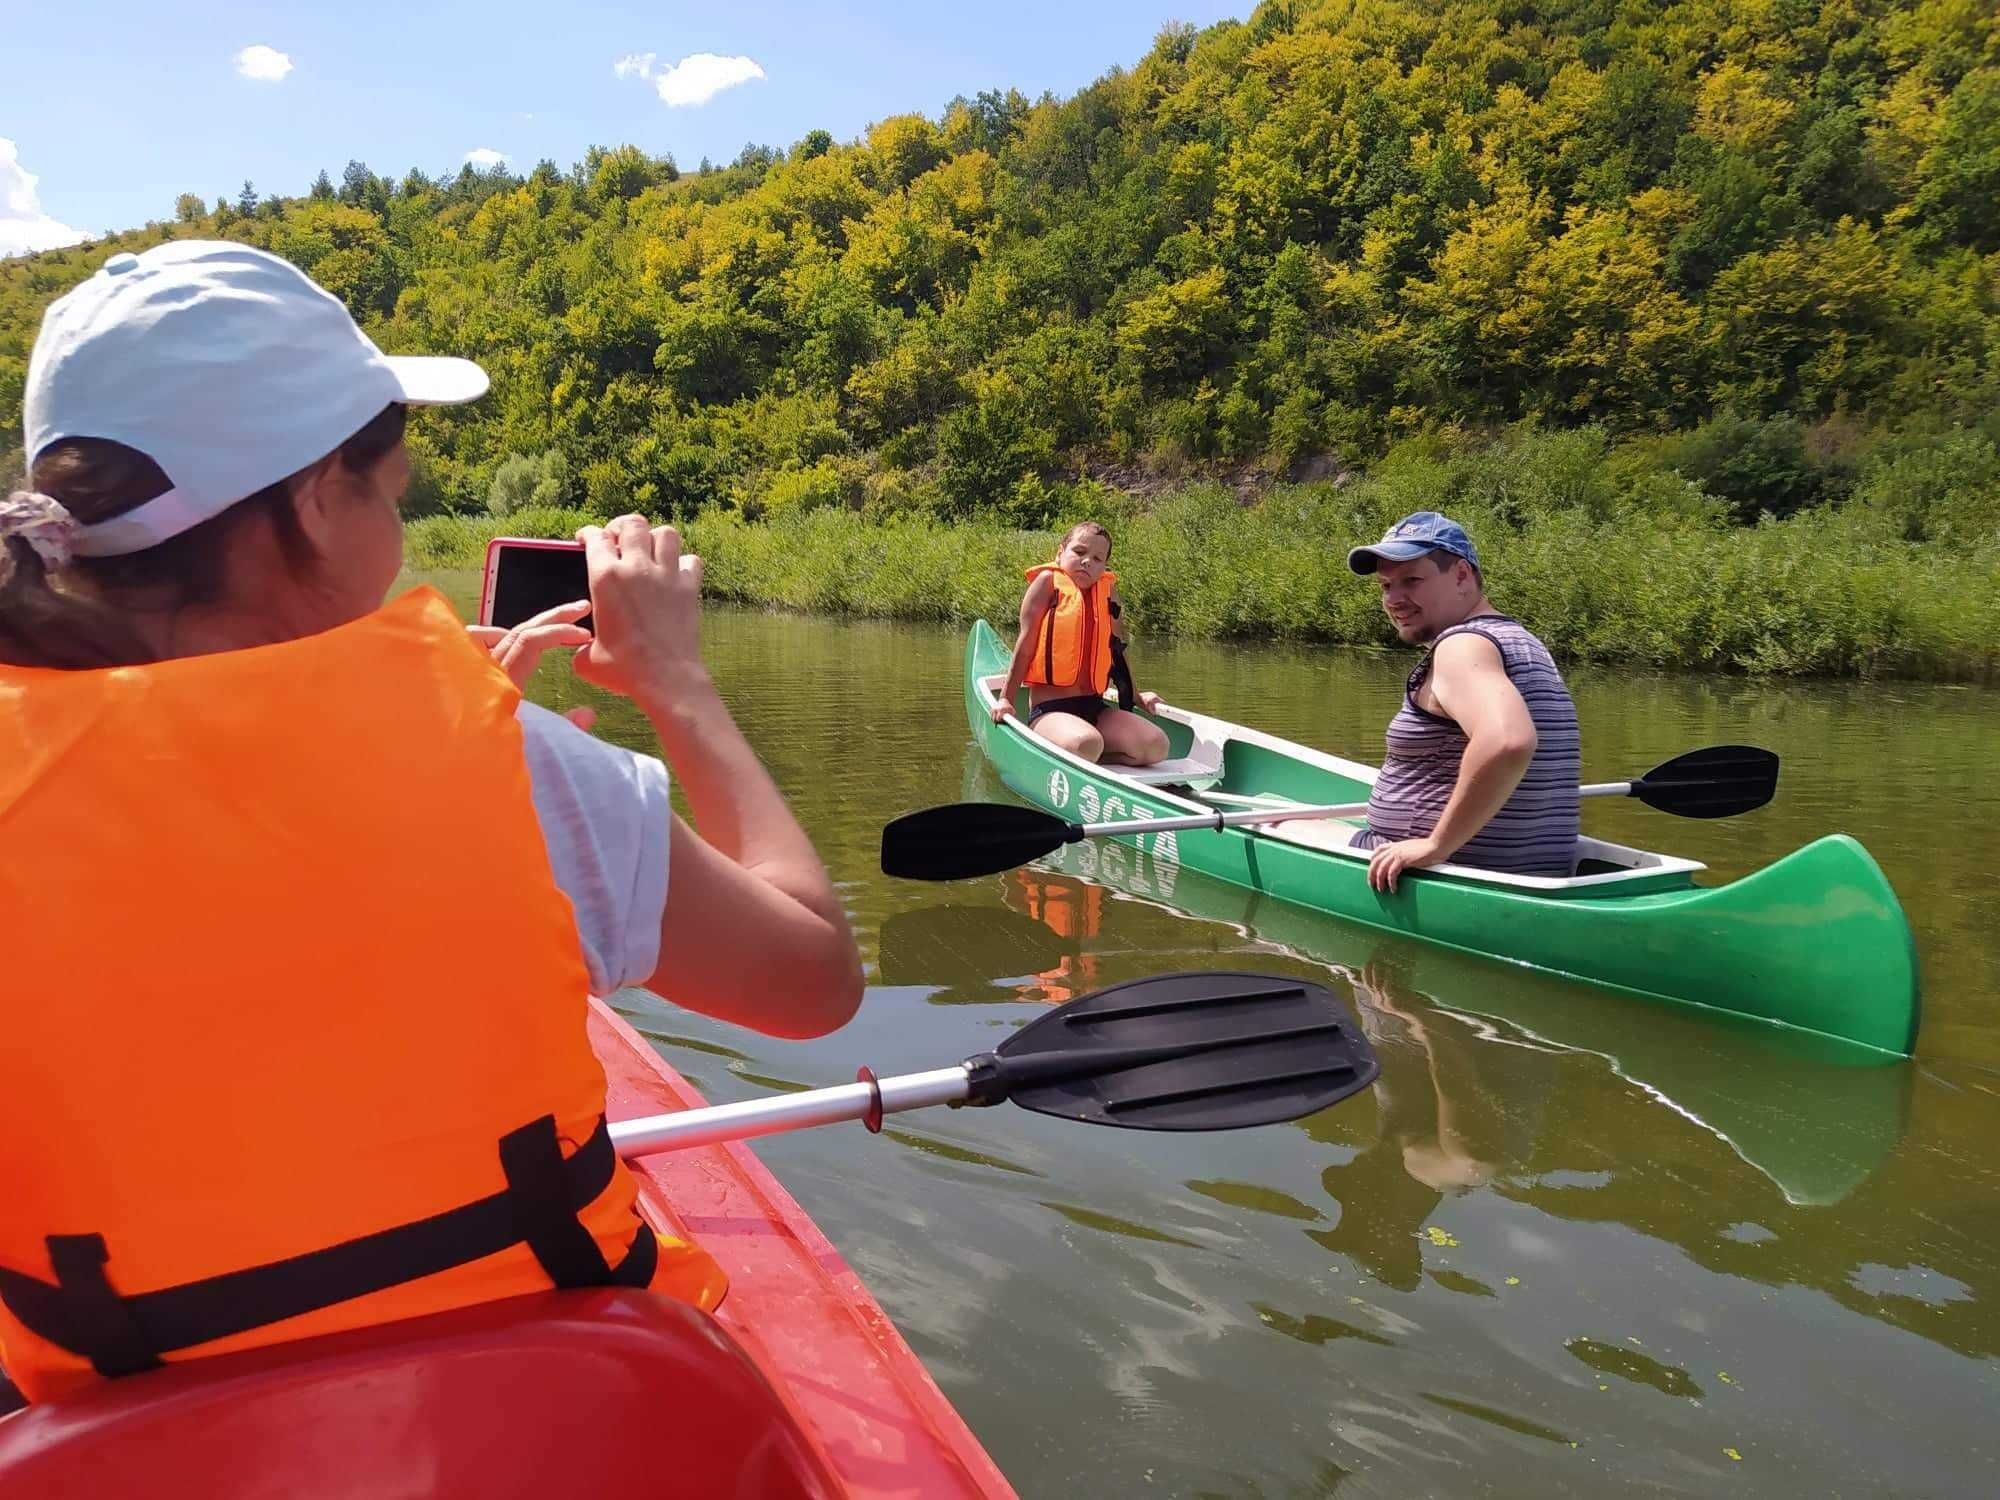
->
[[1107, 599, 1135, 711], [0, 1114, 657, 1379]]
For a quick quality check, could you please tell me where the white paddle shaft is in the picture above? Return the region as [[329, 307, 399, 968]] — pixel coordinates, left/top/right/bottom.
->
[[1077, 780, 1635, 840], [608, 1065, 972, 1158]]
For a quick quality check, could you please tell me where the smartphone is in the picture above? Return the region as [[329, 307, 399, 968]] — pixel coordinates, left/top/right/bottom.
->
[[480, 537, 592, 631]]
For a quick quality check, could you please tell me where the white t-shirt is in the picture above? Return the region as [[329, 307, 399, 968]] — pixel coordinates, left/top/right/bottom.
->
[[516, 702, 672, 997]]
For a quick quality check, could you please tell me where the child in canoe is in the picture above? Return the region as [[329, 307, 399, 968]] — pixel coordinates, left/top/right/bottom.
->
[[992, 522, 1170, 766]]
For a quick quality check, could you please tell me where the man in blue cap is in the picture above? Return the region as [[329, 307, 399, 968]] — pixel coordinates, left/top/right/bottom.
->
[[1346, 512, 1581, 891]]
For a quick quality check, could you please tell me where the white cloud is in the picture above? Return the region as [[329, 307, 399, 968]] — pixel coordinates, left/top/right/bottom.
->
[[234, 44, 294, 82], [614, 51, 765, 107], [0, 138, 89, 257], [654, 53, 765, 107], [464, 148, 509, 168]]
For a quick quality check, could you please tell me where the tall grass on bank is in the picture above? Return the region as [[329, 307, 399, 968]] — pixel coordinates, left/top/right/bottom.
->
[[402, 506, 604, 569], [404, 431, 2000, 682]]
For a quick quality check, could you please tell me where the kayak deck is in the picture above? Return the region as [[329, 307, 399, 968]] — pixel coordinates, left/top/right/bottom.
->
[[0, 1288, 842, 1499], [593, 1000, 1014, 1497], [0, 1002, 1014, 1499], [965, 621, 1920, 1055]]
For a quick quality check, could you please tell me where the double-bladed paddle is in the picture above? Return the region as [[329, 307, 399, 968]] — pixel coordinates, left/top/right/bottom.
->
[[609, 970, 1379, 1156], [880, 745, 1779, 882]]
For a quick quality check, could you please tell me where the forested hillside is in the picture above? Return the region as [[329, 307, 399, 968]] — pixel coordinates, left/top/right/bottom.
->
[[7, 0, 1997, 513], [3, 1, 1997, 675]]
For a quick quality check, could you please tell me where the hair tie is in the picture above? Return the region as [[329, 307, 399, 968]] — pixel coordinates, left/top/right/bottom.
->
[[0, 489, 81, 568]]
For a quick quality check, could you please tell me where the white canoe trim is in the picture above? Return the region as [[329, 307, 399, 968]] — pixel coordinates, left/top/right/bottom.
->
[[976, 673, 1707, 893]]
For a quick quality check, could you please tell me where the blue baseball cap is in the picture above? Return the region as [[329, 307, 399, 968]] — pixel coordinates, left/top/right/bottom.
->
[[1347, 511, 1480, 575]]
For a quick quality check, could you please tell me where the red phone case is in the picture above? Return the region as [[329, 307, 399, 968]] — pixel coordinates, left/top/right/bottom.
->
[[478, 537, 585, 627]]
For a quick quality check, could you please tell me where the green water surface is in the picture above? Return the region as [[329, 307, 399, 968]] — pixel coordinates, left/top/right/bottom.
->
[[425, 572, 1999, 1498]]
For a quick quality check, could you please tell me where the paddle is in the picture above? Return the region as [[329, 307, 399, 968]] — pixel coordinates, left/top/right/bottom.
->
[[609, 970, 1379, 1156], [881, 745, 1779, 881]]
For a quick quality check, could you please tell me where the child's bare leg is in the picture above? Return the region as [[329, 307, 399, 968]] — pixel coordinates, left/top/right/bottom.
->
[[1031, 712, 1106, 763], [1096, 707, 1169, 766]]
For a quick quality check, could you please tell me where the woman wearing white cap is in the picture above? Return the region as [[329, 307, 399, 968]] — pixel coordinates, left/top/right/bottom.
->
[[0, 242, 861, 1404]]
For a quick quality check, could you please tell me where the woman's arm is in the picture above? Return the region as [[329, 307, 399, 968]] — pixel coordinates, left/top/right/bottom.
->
[[576, 517, 861, 1038]]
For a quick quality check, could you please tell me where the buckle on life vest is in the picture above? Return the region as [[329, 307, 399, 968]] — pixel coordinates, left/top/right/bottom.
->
[[0, 1115, 654, 1379]]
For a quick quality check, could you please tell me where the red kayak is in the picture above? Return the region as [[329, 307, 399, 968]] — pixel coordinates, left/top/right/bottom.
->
[[0, 999, 1016, 1498]]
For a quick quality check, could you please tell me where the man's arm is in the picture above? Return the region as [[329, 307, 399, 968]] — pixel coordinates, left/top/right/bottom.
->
[[1365, 633, 1537, 892]]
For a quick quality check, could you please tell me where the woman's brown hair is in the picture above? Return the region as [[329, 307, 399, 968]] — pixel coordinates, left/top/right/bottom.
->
[[0, 404, 407, 670]]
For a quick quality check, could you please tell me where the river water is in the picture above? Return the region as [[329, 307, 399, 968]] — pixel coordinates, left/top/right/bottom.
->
[[427, 572, 1999, 1497]]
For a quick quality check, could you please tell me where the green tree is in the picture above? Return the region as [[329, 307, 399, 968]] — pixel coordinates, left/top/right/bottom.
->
[[1912, 69, 2000, 253], [1117, 266, 1234, 387]]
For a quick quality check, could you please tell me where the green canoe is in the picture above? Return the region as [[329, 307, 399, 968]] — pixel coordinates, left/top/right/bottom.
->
[[963, 620, 1921, 1057]]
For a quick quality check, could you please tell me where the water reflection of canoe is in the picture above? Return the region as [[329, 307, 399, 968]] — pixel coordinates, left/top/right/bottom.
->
[[0, 1000, 1014, 1498], [1016, 836, 1911, 1208], [965, 621, 1921, 1056]]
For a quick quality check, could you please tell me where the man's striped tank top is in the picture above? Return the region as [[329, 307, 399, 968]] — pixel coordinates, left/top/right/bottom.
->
[[1353, 615, 1581, 877]]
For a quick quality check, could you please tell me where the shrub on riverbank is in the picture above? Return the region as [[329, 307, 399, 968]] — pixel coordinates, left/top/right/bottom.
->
[[406, 426, 1999, 681]]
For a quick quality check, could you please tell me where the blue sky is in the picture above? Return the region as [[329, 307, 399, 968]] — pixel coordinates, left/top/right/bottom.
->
[[3, 1, 1249, 254]]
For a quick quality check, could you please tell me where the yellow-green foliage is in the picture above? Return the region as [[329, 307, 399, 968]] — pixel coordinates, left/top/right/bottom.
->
[[4, 2, 1997, 679], [7, 1, 1999, 506]]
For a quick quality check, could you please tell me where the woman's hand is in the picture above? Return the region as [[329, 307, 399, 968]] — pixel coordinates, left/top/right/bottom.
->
[[468, 599, 591, 687], [990, 699, 1017, 724], [1137, 690, 1163, 713], [468, 599, 596, 730], [572, 516, 706, 706]]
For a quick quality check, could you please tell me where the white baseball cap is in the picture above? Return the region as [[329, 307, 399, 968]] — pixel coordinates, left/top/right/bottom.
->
[[22, 240, 489, 557]]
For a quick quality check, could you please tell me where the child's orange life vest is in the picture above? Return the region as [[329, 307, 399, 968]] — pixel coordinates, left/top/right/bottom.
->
[[0, 587, 721, 1402], [1022, 564, 1117, 695]]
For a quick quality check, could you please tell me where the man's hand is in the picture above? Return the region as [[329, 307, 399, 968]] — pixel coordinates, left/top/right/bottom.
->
[[990, 699, 1017, 724], [1137, 690, 1163, 713], [1367, 836, 1445, 893]]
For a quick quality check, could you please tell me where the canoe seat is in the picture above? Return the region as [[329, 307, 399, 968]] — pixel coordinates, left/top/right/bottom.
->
[[1119, 756, 1221, 786], [0, 1289, 838, 1499]]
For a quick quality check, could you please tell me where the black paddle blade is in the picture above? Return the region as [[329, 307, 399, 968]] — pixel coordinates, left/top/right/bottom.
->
[[881, 802, 1073, 881], [963, 971, 1379, 1131], [1630, 745, 1780, 819]]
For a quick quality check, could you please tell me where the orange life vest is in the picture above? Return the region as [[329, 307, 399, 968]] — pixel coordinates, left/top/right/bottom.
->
[[1022, 564, 1116, 695], [1011, 870, 1104, 943], [1009, 871, 1104, 1005], [0, 587, 722, 1403]]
